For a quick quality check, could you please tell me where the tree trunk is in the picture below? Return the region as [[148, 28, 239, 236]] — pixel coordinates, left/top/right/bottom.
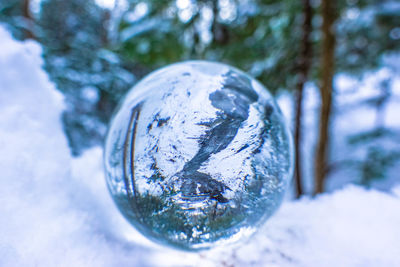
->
[[101, 10, 111, 46], [294, 0, 313, 198], [211, 0, 229, 45], [22, 0, 35, 39], [314, 0, 336, 195]]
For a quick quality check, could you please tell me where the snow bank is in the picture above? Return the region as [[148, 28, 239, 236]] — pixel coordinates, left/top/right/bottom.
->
[[0, 25, 399, 266], [0, 25, 148, 267], [200, 186, 400, 266]]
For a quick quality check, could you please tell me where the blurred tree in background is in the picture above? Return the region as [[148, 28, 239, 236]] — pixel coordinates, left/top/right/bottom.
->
[[38, 0, 139, 155], [1, 0, 399, 195], [0, 0, 35, 39]]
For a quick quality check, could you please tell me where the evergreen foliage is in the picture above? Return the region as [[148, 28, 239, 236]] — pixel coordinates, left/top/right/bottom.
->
[[38, 0, 136, 155], [1, 0, 399, 191]]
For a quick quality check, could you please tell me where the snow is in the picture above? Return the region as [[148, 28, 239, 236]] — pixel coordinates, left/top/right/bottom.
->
[[94, 0, 117, 9], [201, 186, 400, 266], [1, 25, 400, 266], [0, 25, 148, 267]]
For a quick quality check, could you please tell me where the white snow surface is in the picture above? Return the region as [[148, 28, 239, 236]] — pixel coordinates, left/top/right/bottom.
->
[[1, 26, 400, 266]]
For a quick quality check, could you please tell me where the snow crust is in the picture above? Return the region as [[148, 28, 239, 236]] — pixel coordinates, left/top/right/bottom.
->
[[1, 25, 399, 266]]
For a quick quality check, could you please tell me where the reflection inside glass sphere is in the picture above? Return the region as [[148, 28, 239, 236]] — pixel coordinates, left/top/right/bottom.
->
[[104, 61, 293, 250]]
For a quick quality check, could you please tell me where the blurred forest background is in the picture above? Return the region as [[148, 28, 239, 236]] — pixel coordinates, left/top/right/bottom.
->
[[1, 0, 399, 197]]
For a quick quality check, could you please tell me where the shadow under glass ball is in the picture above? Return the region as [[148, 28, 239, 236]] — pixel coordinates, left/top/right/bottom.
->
[[104, 61, 293, 251]]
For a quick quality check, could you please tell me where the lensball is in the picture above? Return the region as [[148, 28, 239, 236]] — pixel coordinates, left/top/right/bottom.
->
[[104, 61, 293, 250]]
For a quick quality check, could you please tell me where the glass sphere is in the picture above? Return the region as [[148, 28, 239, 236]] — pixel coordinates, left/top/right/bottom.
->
[[104, 61, 293, 250]]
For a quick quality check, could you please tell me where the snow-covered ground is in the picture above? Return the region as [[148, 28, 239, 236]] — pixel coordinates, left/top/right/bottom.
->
[[1, 25, 400, 266]]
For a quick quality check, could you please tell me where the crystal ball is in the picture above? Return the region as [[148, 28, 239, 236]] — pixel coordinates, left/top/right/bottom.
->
[[104, 61, 293, 250]]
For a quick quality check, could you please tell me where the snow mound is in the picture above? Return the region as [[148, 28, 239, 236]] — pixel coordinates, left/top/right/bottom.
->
[[0, 26, 148, 267], [199, 186, 400, 266], [0, 25, 399, 266]]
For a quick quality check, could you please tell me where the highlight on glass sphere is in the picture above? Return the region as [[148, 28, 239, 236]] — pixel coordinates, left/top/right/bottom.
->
[[104, 61, 293, 251]]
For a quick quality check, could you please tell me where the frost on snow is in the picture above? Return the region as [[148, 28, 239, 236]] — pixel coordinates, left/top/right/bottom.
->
[[0, 25, 400, 266]]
